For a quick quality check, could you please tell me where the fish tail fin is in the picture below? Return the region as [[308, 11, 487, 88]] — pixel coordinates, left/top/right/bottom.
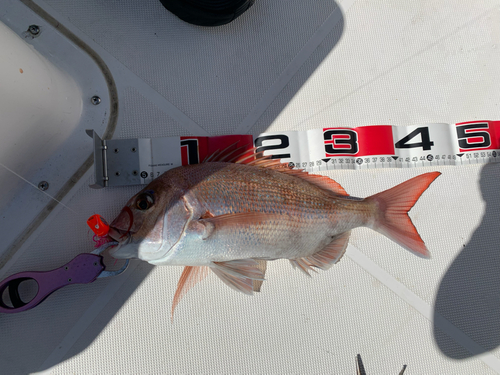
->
[[366, 172, 441, 258]]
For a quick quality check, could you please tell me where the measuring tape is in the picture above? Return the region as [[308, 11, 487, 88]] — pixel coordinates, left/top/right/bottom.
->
[[87, 121, 499, 187]]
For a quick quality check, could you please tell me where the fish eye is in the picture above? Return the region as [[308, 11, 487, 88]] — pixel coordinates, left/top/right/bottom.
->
[[136, 193, 154, 210]]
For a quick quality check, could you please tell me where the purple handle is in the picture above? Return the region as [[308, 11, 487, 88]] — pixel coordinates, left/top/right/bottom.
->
[[0, 253, 104, 313]]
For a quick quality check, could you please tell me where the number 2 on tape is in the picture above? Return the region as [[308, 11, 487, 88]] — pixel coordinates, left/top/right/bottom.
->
[[255, 135, 291, 159]]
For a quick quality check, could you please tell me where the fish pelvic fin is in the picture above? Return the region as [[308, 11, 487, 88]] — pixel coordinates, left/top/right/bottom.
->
[[211, 259, 266, 294], [252, 260, 267, 292], [171, 266, 210, 322], [290, 231, 350, 276], [366, 172, 441, 258]]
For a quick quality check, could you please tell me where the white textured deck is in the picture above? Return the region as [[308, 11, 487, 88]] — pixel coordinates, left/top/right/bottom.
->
[[0, 0, 499, 373]]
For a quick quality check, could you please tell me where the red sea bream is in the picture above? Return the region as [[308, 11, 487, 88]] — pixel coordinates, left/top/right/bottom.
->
[[107, 149, 440, 316]]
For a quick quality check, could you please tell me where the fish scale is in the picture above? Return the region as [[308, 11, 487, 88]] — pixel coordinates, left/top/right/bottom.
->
[[192, 164, 338, 217]]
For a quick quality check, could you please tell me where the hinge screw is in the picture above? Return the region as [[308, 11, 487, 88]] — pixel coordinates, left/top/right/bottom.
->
[[91, 96, 101, 105], [38, 181, 49, 191], [28, 25, 40, 36]]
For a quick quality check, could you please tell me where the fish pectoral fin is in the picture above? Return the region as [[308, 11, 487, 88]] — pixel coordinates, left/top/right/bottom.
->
[[200, 210, 215, 219], [211, 259, 266, 295], [290, 231, 350, 276], [197, 212, 285, 240], [171, 266, 210, 322]]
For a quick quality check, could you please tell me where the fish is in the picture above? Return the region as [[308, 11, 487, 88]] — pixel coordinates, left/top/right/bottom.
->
[[107, 147, 440, 317]]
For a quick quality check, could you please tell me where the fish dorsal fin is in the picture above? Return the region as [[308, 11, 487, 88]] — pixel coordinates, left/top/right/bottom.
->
[[253, 161, 348, 196], [171, 266, 210, 321], [232, 148, 348, 196], [290, 231, 350, 276], [210, 259, 266, 295], [281, 170, 348, 196], [204, 144, 348, 196], [203, 142, 253, 163]]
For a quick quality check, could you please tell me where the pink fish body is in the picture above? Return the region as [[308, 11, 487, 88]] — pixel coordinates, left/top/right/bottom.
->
[[108, 150, 440, 316]]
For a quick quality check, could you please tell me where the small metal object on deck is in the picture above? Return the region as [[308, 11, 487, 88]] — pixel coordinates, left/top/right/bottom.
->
[[356, 354, 366, 375], [38, 181, 49, 191], [91, 95, 101, 105], [28, 24, 40, 36], [356, 354, 406, 374]]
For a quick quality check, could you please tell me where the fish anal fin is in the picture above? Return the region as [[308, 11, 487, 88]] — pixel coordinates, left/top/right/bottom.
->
[[289, 258, 317, 277], [171, 266, 210, 322], [290, 231, 350, 275], [253, 260, 267, 292]]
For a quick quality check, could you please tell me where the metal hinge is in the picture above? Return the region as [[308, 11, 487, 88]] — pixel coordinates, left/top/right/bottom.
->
[[86, 129, 108, 188]]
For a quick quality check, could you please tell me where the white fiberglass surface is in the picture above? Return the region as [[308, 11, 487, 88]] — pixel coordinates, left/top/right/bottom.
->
[[0, 0, 499, 374]]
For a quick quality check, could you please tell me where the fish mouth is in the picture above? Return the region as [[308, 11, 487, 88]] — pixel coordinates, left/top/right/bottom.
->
[[108, 227, 132, 245]]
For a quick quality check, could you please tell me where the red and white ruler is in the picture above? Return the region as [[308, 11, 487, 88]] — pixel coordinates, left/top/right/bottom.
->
[[88, 121, 500, 187]]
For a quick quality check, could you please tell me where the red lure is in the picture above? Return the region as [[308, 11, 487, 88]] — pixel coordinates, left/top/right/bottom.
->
[[87, 214, 112, 247]]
